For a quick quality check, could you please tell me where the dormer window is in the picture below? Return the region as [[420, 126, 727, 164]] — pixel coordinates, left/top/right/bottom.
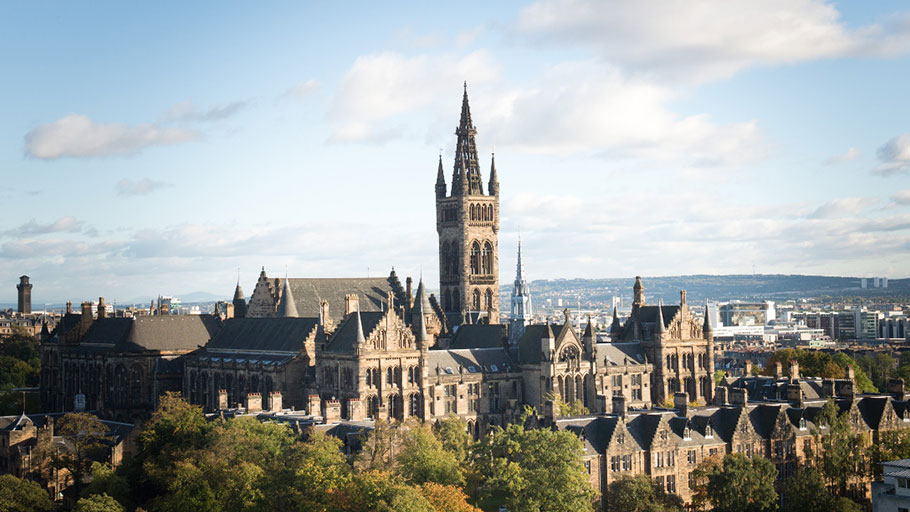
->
[[683, 427, 691, 440], [705, 425, 713, 438], [617, 433, 625, 445], [799, 418, 807, 430]]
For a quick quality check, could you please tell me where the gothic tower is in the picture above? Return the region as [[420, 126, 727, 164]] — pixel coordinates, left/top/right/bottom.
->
[[437, 83, 500, 325], [17, 275, 32, 314], [508, 239, 531, 345]]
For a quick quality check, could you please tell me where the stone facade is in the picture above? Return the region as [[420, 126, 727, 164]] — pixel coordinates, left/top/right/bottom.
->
[[436, 85, 500, 325]]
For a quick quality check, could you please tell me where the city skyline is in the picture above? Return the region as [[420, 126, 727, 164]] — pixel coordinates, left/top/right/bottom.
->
[[3, 1, 910, 303]]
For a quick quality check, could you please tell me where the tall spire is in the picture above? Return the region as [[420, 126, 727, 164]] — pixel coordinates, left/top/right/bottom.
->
[[435, 153, 446, 198], [415, 298, 429, 345], [610, 306, 621, 341], [488, 153, 499, 196], [276, 279, 298, 318], [452, 82, 483, 195]]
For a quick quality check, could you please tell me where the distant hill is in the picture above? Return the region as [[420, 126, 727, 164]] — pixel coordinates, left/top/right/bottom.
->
[[502, 274, 910, 306]]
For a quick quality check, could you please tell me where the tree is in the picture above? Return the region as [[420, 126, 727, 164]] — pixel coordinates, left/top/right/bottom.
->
[[434, 415, 472, 463], [55, 412, 114, 489], [356, 418, 401, 472], [334, 470, 435, 512], [780, 465, 832, 512], [0, 474, 54, 512], [82, 462, 131, 509], [73, 493, 126, 512], [419, 482, 479, 512], [396, 422, 464, 487], [812, 399, 865, 498], [701, 454, 778, 512], [605, 474, 684, 512], [872, 429, 910, 478], [276, 427, 353, 511], [468, 420, 596, 512], [545, 391, 589, 417]]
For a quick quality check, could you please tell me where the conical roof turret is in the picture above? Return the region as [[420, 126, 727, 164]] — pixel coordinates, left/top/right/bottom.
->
[[355, 309, 366, 345], [703, 300, 713, 339], [435, 154, 446, 197], [233, 281, 245, 301], [414, 277, 432, 315], [415, 300, 429, 344], [583, 315, 595, 339], [610, 306, 621, 340], [276, 279, 299, 318], [655, 299, 665, 335]]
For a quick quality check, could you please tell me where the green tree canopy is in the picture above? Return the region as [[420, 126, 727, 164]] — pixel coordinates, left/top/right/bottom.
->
[[605, 474, 684, 512], [434, 415, 472, 463], [468, 419, 596, 512], [0, 474, 54, 512], [73, 493, 126, 512], [396, 422, 464, 487], [55, 412, 114, 488], [763, 349, 875, 392], [701, 454, 778, 512]]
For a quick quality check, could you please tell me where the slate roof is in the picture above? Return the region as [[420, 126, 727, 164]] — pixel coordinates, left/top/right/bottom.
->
[[275, 277, 394, 322], [517, 324, 556, 364], [77, 315, 221, 352], [204, 317, 320, 354], [324, 312, 385, 354], [427, 348, 517, 375], [617, 305, 680, 341], [449, 324, 505, 349], [596, 342, 648, 367], [557, 416, 619, 454]]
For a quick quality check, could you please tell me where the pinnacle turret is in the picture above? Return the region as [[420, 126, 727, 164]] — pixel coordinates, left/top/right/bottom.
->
[[276, 279, 298, 318], [488, 153, 499, 196], [703, 300, 713, 340], [655, 299, 665, 336], [435, 154, 446, 198], [355, 309, 366, 345]]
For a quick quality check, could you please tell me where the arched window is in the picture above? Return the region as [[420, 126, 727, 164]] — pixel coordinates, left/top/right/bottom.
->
[[472, 289, 481, 310], [393, 367, 401, 387], [367, 395, 379, 418], [409, 393, 421, 416], [485, 288, 493, 310], [482, 242, 493, 274], [387, 367, 393, 387], [441, 242, 451, 276], [470, 241, 481, 275]]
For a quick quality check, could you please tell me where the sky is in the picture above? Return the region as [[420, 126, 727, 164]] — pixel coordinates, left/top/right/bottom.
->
[[2, 1, 910, 305]]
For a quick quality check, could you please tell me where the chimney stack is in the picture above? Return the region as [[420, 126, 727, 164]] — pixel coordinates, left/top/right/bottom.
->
[[612, 395, 627, 418], [789, 359, 800, 382], [714, 386, 729, 406], [97, 297, 106, 319], [730, 387, 748, 407], [674, 392, 689, 417], [774, 361, 783, 379], [744, 360, 753, 376]]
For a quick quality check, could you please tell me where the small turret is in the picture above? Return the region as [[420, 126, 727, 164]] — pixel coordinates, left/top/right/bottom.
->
[[633, 276, 645, 306], [542, 321, 555, 360], [355, 309, 366, 346], [610, 306, 621, 341], [276, 279, 298, 318], [232, 280, 247, 318], [488, 153, 499, 196], [583, 315, 595, 355], [436, 154, 447, 198], [655, 299, 665, 340], [703, 300, 713, 340]]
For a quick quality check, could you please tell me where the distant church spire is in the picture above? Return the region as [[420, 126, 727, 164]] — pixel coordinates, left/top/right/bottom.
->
[[453, 83, 483, 196], [509, 238, 532, 345]]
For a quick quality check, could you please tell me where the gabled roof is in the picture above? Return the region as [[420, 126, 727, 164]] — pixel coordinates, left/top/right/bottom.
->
[[204, 317, 319, 354], [596, 342, 648, 367], [516, 324, 553, 364], [450, 324, 505, 349], [79, 315, 221, 352], [427, 348, 517, 375], [275, 277, 395, 323], [325, 312, 385, 353]]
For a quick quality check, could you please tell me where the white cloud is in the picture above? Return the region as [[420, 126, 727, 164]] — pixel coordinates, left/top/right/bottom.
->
[[329, 51, 500, 142], [893, 189, 910, 206], [280, 79, 321, 101], [163, 100, 247, 122], [483, 62, 764, 165], [875, 133, 910, 176], [824, 147, 860, 165], [807, 197, 878, 219], [115, 178, 173, 196], [3, 217, 86, 237], [24, 114, 199, 159], [515, 0, 910, 84]]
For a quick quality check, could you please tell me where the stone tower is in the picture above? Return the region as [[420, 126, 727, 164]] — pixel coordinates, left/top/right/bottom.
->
[[17, 275, 32, 314], [232, 280, 247, 318], [508, 239, 531, 345], [436, 83, 500, 325]]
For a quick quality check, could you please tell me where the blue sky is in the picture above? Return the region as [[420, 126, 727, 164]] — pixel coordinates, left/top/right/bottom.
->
[[2, 1, 910, 304]]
